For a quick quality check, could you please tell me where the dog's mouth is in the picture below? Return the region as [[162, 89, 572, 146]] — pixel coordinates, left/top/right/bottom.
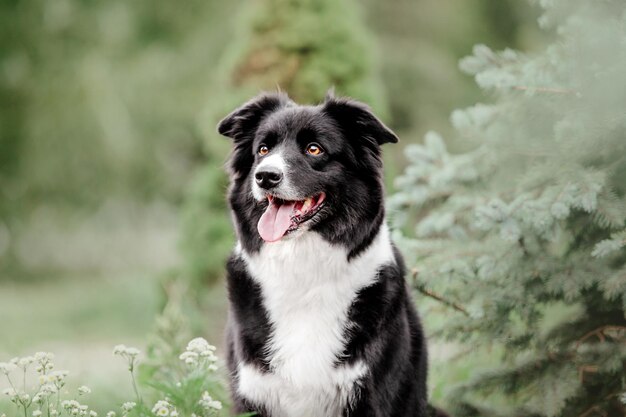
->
[[257, 193, 326, 242]]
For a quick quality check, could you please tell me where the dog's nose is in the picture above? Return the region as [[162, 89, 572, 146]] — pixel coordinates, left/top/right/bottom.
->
[[255, 168, 283, 189]]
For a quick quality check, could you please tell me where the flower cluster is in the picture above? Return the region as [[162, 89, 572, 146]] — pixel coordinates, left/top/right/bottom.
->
[[0, 361, 17, 375], [2, 338, 225, 417], [198, 391, 222, 412], [113, 344, 141, 371], [152, 399, 178, 417], [61, 399, 97, 416], [178, 337, 218, 371], [1, 352, 70, 416], [113, 345, 140, 359], [120, 401, 137, 416]]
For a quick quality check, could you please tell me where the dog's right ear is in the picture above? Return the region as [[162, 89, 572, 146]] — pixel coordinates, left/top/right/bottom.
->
[[217, 92, 292, 141]]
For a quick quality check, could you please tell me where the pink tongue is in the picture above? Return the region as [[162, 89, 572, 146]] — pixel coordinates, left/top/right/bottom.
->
[[258, 201, 296, 242]]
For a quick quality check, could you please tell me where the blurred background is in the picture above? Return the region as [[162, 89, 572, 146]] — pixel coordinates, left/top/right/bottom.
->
[[0, 0, 547, 411]]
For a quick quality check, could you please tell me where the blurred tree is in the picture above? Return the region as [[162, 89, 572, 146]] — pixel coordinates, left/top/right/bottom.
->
[[0, 0, 239, 276], [391, 0, 626, 415], [180, 0, 388, 291], [364, 0, 542, 140]]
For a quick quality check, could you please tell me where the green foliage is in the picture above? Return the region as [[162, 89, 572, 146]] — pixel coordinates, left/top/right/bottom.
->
[[180, 0, 387, 290], [0, 339, 226, 417], [365, 0, 542, 137], [0, 0, 239, 275], [391, 1, 626, 415], [0, 297, 230, 417]]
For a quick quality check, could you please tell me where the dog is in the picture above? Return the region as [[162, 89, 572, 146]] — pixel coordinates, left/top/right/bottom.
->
[[218, 92, 430, 417]]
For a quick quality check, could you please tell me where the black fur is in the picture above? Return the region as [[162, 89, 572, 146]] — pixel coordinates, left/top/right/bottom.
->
[[219, 92, 434, 417]]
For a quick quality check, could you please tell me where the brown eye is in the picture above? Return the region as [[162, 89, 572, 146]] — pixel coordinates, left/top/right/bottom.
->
[[258, 145, 270, 156], [306, 143, 323, 156]]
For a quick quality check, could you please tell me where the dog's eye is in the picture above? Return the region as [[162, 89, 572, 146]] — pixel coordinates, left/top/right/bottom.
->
[[258, 145, 270, 156], [305, 143, 323, 156]]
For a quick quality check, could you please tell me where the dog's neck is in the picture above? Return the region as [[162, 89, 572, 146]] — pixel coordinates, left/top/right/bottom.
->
[[236, 222, 393, 280]]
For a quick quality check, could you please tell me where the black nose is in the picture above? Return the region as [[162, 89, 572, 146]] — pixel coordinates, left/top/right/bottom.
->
[[255, 168, 283, 189]]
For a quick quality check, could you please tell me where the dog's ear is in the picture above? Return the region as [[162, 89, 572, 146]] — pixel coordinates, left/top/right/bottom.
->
[[219, 93, 292, 179], [322, 95, 398, 146], [217, 92, 292, 141]]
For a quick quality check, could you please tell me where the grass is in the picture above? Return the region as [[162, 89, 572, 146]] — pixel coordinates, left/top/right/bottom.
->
[[0, 271, 160, 353], [0, 265, 232, 416], [0, 270, 161, 414]]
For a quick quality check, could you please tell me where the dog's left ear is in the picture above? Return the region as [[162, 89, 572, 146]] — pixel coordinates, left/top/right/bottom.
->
[[322, 94, 398, 146], [217, 92, 293, 141]]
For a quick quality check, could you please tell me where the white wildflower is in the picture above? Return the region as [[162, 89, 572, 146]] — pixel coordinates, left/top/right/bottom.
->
[[125, 347, 139, 357], [49, 370, 69, 383], [78, 386, 91, 395], [113, 345, 126, 355], [106, 412, 116, 417], [180, 337, 219, 368], [113, 345, 140, 358], [3, 388, 17, 397], [33, 411, 42, 417], [0, 362, 17, 374], [17, 356, 35, 370], [121, 402, 136, 412], [89, 411, 97, 417], [198, 391, 222, 411], [62, 400, 81, 412], [179, 351, 198, 366], [34, 352, 54, 362], [152, 399, 175, 417], [41, 383, 58, 395], [186, 338, 215, 354], [208, 401, 222, 410]]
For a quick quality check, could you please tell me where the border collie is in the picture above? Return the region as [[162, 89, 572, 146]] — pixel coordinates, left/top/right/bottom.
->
[[218, 92, 429, 417]]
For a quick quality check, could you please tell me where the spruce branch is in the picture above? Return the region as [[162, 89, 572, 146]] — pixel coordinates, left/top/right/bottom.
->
[[578, 364, 599, 383], [575, 325, 626, 349], [577, 392, 624, 417], [578, 405, 607, 417], [411, 269, 470, 317]]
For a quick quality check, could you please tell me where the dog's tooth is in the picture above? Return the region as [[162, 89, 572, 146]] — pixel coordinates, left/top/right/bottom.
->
[[301, 198, 312, 212]]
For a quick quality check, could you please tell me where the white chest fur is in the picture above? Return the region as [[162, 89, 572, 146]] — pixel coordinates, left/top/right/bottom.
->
[[237, 226, 395, 417]]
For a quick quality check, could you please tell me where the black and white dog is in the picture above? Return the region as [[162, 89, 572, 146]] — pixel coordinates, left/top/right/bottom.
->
[[218, 92, 429, 417]]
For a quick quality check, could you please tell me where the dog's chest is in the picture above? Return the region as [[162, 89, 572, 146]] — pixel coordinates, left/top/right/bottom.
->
[[237, 229, 394, 417]]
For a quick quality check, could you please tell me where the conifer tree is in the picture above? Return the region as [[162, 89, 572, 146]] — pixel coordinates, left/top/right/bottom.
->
[[391, 1, 626, 415], [180, 0, 386, 288]]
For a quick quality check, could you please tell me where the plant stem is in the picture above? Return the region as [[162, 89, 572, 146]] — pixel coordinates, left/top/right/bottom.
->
[[129, 363, 143, 405]]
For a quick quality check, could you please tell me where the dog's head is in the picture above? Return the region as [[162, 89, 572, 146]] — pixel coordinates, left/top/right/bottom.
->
[[218, 91, 398, 256]]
